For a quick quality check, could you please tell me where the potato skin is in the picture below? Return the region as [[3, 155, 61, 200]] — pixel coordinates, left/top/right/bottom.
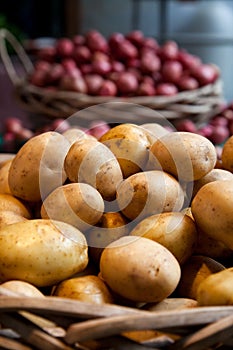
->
[[116, 170, 184, 221], [176, 255, 225, 300], [53, 275, 114, 304], [197, 268, 233, 306], [41, 183, 104, 232], [0, 159, 12, 194], [149, 132, 217, 181], [8, 131, 70, 202], [99, 123, 151, 178], [0, 193, 31, 219], [0, 280, 44, 297], [191, 180, 233, 249], [100, 236, 181, 303], [130, 212, 197, 265], [64, 139, 123, 201], [0, 210, 28, 229], [0, 219, 88, 287], [221, 135, 233, 172]]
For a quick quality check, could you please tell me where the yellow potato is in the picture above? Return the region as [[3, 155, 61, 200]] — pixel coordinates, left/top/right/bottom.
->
[[100, 236, 181, 303], [87, 212, 129, 264], [0, 210, 27, 229], [0, 280, 44, 297], [191, 180, 233, 249], [99, 123, 151, 178], [62, 127, 96, 145], [149, 131, 217, 181], [194, 229, 233, 260], [8, 131, 70, 202], [53, 275, 114, 304], [41, 183, 104, 232], [64, 138, 123, 201], [197, 268, 233, 306], [139, 123, 171, 145], [116, 170, 184, 221], [191, 168, 233, 198], [0, 219, 88, 287], [221, 135, 233, 172], [0, 159, 12, 194], [130, 212, 197, 265], [176, 255, 225, 300], [143, 297, 198, 311], [0, 193, 31, 219]]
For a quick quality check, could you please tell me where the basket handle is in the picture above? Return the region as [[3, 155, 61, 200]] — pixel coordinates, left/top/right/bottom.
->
[[0, 28, 34, 86]]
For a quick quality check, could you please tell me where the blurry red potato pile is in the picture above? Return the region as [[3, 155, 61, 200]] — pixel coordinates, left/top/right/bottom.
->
[[28, 29, 219, 97]]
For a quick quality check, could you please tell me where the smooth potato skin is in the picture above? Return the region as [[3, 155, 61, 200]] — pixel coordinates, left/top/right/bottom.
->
[[0, 194, 31, 219], [176, 255, 225, 300], [41, 183, 104, 232], [0, 159, 12, 194], [0, 210, 27, 229], [197, 268, 233, 306], [53, 275, 114, 304], [0, 280, 44, 297], [0, 219, 88, 287], [116, 170, 184, 221], [8, 132, 70, 202], [99, 123, 151, 178], [191, 180, 233, 249], [221, 135, 233, 172], [149, 132, 217, 181], [100, 236, 181, 303], [130, 212, 197, 265]]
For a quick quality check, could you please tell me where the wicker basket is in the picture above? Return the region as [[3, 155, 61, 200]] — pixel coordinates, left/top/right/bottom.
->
[[0, 287, 233, 350], [0, 28, 225, 127]]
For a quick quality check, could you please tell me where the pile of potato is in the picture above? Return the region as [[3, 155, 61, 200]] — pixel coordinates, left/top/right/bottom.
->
[[0, 121, 233, 310]]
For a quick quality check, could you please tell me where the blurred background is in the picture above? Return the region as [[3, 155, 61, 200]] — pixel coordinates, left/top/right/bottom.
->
[[1, 0, 233, 132]]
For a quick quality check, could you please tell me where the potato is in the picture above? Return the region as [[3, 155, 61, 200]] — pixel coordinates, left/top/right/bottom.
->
[[130, 212, 197, 265], [53, 275, 114, 304], [100, 236, 181, 303], [8, 131, 70, 202], [221, 135, 233, 172], [62, 127, 96, 145], [197, 268, 233, 306], [99, 123, 151, 178], [0, 210, 28, 229], [87, 212, 129, 264], [139, 123, 171, 145], [176, 255, 225, 300], [64, 138, 123, 201], [191, 168, 233, 198], [149, 131, 217, 181], [143, 297, 198, 312], [0, 219, 88, 287], [0, 193, 31, 219], [0, 159, 12, 194], [0, 153, 15, 168], [194, 229, 233, 260], [0, 280, 44, 297], [191, 180, 233, 249], [116, 170, 184, 221], [41, 183, 104, 232]]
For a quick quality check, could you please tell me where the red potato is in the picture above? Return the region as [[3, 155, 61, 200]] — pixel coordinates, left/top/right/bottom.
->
[[156, 82, 178, 96], [92, 60, 112, 76], [80, 64, 93, 75], [178, 50, 202, 70], [4, 118, 23, 134], [197, 125, 214, 138], [29, 69, 48, 87], [178, 75, 199, 91], [115, 71, 139, 94], [37, 46, 57, 62], [56, 38, 74, 57], [99, 80, 117, 96], [126, 30, 144, 47], [85, 30, 108, 53], [162, 60, 183, 83], [73, 45, 92, 63], [191, 63, 219, 85], [159, 40, 179, 60], [59, 74, 87, 93], [46, 63, 65, 84], [111, 60, 125, 73], [209, 125, 230, 145], [72, 34, 85, 46], [175, 119, 197, 133], [137, 82, 156, 96], [108, 32, 125, 50], [85, 74, 104, 95], [140, 53, 161, 74], [141, 37, 159, 52], [61, 58, 77, 72], [114, 39, 138, 60]]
